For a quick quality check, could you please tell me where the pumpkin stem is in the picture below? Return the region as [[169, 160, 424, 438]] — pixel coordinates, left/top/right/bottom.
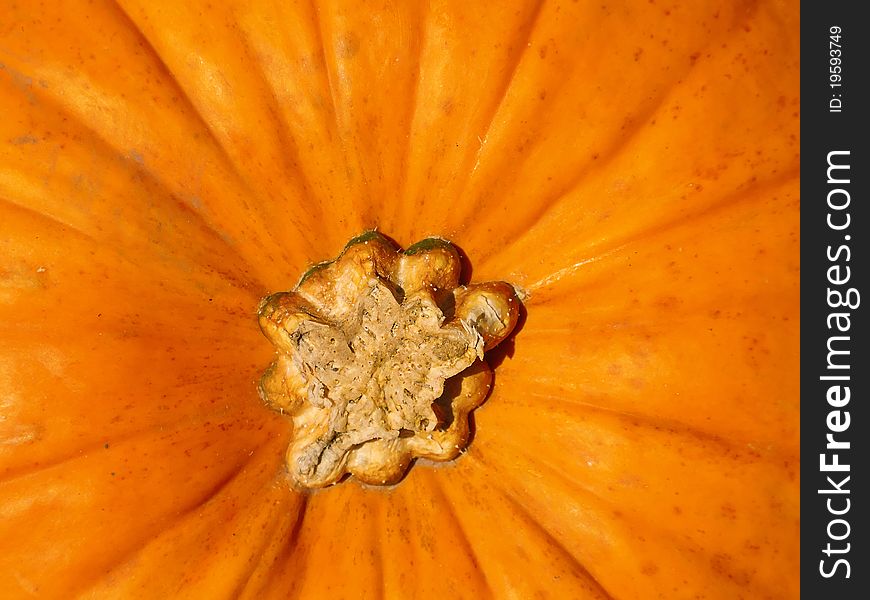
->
[[258, 233, 520, 488]]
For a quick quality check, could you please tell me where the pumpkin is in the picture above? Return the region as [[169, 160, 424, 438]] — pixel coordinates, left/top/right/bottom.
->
[[0, 0, 799, 598]]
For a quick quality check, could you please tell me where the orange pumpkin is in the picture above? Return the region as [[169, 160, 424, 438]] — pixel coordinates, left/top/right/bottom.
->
[[0, 0, 799, 598]]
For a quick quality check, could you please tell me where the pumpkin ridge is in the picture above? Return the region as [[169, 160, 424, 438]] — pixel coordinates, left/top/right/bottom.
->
[[0, 68, 283, 286], [76, 448, 298, 598], [473, 399, 799, 596], [110, 0, 322, 262], [0, 195, 98, 244], [388, 16, 427, 236], [223, 490, 301, 600], [509, 170, 798, 293], [310, 5, 378, 219], [418, 471, 494, 598], [498, 389, 798, 461], [1, 95, 311, 283], [463, 445, 761, 599], [229, 23, 331, 234], [443, 2, 756, 244], [431, 459, 604, 598], [465, 446, 616, 526], [250, 495, 309, 598], [305, 4, 348, 223], [0, 401, 279, 484], [448, 0, 547, 214], [494, 484, 614, 599]]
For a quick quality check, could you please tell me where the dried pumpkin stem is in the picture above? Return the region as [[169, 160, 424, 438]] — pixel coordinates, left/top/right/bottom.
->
[[258, 232, 520, 488]]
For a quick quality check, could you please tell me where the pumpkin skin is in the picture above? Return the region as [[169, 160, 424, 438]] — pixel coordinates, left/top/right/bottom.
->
[[0, 0, 799, 598]]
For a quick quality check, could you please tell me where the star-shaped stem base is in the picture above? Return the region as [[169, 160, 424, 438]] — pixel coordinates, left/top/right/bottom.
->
[[258, 232, 520, 488]]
